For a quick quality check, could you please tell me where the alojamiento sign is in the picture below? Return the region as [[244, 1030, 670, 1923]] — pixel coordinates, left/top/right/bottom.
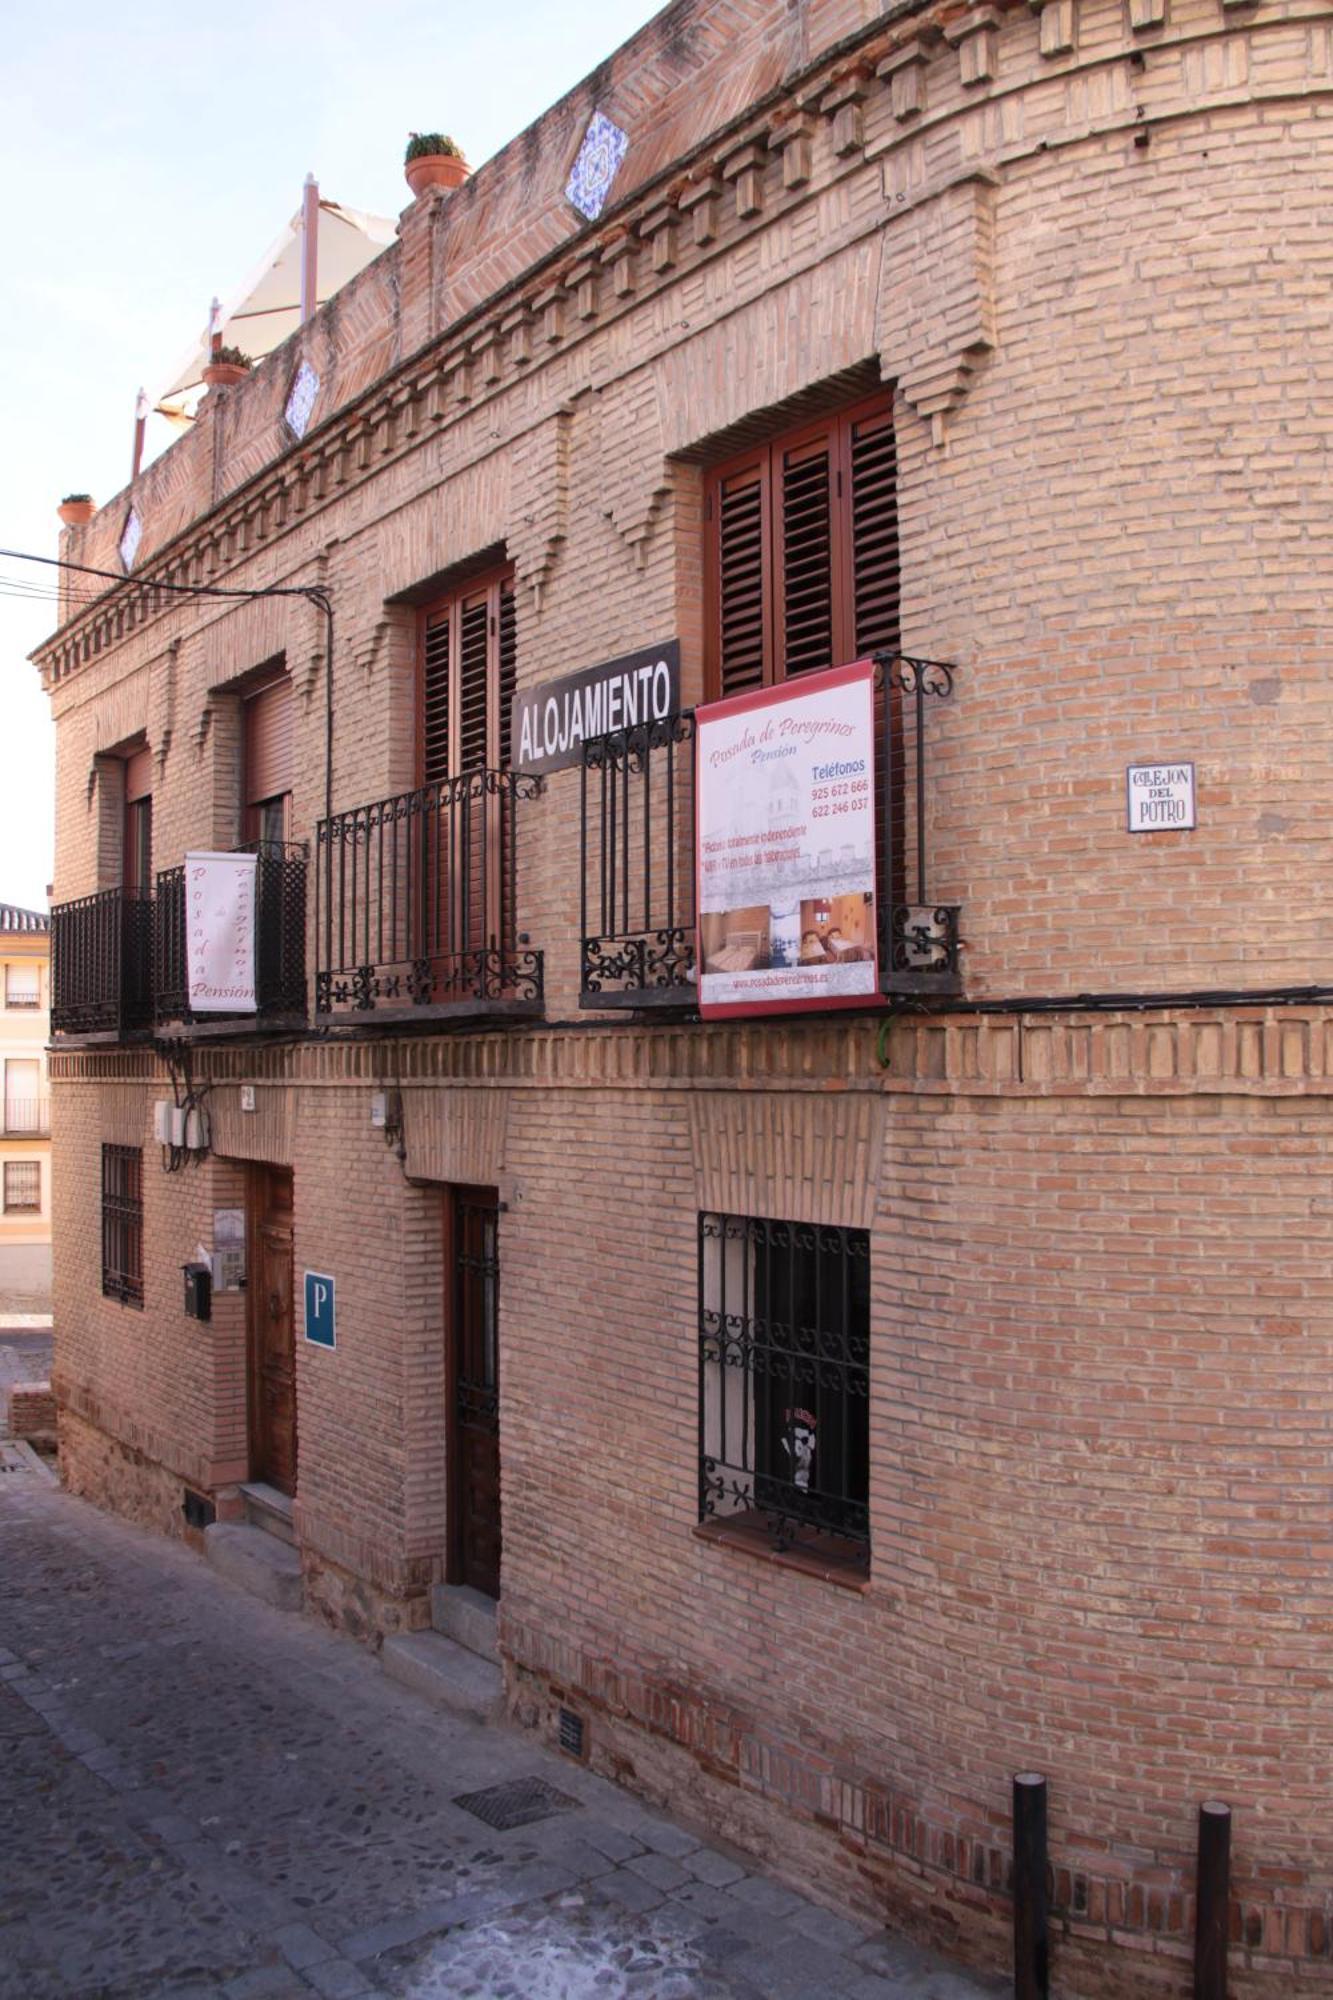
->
[[513, 640, 681, 775]]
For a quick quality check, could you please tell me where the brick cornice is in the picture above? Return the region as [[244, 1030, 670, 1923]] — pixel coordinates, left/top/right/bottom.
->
[[46, 1006, 1333, 1097]]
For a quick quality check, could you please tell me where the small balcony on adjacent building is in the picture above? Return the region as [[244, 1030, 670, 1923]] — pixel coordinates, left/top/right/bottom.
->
[[50, 889, 154, 1040], [314, 771, 544, 1024], [1, 1098, 50, 1138], [578, 654, 962, 1011], [154, 843, 308, 1036]]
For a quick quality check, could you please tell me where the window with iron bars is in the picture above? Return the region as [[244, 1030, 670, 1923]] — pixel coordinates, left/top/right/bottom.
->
[[698, 1212, 869, 1573], [3, 1161, 40, 1213], [101, 1144, 144, 1308]]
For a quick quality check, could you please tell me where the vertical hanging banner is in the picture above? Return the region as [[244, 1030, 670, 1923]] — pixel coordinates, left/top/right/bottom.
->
[[185, 851, 257, 1013], [696, 660, 879, 1019]]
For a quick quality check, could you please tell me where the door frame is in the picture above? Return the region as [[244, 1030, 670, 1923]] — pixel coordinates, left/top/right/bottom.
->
[[246, 1162, 297, 1492], [443, 1183, 501, 1594]]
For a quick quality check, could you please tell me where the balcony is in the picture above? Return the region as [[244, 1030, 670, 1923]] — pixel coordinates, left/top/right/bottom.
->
[[155, 843, 308, 1036], [580, 714, 698, 1007], [1, 1099, 50, 1138], [578, 654, 961, 1009], [314, 771, 544, 1024], [51, 889, 153, 1039]]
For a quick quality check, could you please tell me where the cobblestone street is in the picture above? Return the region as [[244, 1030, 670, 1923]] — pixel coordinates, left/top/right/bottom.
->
[[0, 1465, 1002, 2000]]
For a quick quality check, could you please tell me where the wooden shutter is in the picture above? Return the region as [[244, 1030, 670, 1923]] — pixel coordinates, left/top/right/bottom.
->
[[705, 391, 897, 699], [847, 400, 900, 657], [776, 430, 835, 681], [244, 675, 294, 806], [498, 580, 516, 771], [458, 592, 491, 772], [422, 608, 452, 786], [711, 461, 769, 699]]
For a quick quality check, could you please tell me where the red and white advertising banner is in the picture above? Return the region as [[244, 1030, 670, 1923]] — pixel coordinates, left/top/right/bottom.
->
[[696, 660, 879, 1019], [185, 851, 257, 1014]]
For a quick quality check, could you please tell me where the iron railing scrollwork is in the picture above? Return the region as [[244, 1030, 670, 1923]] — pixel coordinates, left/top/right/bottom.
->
[[155, 842, 308, 1028], [314, 769, 543, 1019], [580, 712, 697, 1007], [51, 889, 153, 1037]]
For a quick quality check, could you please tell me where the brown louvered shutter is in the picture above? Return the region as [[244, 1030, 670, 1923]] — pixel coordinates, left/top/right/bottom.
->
[[244, 675, 294, 807], [458, 593, 491, 772], [705, 392, 897, 700], [712, 460, 769, 698], [497, 580, 516, 770], [847, 400, 900, 657], [421, 608, 451, 786], [776, 430, 835, 680]]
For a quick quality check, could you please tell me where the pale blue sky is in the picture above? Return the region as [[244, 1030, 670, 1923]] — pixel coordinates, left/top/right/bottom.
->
[[0, 0, 663, 911]]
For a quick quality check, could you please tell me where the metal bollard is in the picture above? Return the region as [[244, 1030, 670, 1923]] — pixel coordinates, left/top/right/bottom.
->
[[1013, 1772, 1050, 2000], [1194, 1801, 1231, 2000]]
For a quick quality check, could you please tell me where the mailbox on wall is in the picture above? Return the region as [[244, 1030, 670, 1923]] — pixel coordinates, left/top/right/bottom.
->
[[183, 1262, 212, 1322]]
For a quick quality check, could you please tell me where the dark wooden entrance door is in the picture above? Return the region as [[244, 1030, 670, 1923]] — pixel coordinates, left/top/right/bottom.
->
[[446, 1186, 501, 1598], [249, 1165, 297, 1496]]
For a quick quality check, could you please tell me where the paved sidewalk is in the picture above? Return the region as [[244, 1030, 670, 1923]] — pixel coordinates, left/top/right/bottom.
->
[[0, 1466, 1004, 2000]]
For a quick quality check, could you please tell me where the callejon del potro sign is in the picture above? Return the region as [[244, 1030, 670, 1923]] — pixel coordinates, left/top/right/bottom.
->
[[512, 640, 680, 776]]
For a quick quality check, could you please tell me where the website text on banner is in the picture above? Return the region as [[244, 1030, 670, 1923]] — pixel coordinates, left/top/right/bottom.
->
[[695, 660, 879, 1020], [186, 851, 258, 1013]]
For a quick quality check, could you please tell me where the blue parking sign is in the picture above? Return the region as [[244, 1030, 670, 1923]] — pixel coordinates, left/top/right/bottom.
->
[[304, 1271, 336, 1348]]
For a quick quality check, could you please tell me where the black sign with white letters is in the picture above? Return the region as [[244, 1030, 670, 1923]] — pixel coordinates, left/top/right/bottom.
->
[[511, 640, 681, 776]]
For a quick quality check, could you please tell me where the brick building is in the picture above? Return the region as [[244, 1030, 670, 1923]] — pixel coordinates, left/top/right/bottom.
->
[[34, 0, 1333, 1990], [0, 904, 52, 1304]]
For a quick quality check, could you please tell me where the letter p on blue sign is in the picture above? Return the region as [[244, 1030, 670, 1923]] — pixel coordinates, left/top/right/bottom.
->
[[304, 1271, 336, 1349]]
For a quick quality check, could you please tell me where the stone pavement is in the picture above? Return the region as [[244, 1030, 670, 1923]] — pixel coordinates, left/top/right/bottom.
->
[[0, 1465, 1006, 2000]]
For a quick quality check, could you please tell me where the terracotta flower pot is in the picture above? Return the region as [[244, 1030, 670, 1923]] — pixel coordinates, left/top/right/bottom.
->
[[405, 152, 469, 198], [202, 360, 249, 388], [58, 498, 95, 527]]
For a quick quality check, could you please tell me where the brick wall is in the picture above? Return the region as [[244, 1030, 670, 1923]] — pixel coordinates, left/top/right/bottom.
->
[[33, 0, 1333, 1990]]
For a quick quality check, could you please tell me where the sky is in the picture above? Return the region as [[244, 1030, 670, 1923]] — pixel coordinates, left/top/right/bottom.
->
[[0, 0, 664, 914]]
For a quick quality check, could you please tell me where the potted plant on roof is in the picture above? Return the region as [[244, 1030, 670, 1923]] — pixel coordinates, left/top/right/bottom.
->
[[202, 345, 253, 389], [57, 493, 95, 527], [405, 132, 470, 198]]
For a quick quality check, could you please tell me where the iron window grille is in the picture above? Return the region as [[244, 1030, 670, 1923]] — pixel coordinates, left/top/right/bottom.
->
[[3, 1162, 40, 1213], [50, 888, 153, 1037], [699, 1211, 869, 1569], [101, 1144, 144, 1308], [4, 967, 40, 1009]]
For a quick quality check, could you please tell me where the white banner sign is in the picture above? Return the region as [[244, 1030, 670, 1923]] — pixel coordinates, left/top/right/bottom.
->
[[186, 851, 257, 1013], [696, 660, 879, 1018]]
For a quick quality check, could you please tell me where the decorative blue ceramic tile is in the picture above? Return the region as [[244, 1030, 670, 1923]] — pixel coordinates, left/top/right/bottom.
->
[[118, 508, 142, 572], [566, 111, 629, 223], [285, 361, 320, 441]]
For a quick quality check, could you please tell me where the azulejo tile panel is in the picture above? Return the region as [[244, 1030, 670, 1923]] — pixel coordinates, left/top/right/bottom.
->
[[284, 361, 320, 441], [566, 111, 629, 222]]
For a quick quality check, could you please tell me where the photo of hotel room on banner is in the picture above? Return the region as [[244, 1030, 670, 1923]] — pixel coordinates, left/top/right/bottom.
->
[[696, 660, 879, 1020]]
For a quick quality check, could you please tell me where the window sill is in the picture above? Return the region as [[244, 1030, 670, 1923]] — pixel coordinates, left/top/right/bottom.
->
[[693, 1515, 870, 1592]]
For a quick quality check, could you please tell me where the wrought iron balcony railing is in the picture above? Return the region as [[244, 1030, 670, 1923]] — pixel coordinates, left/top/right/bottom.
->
[[50, 889, 153, 1038], [314, 770, 543, 1022], [155, 843, 308, 1032], [578, 654, 961, 1009], [580, 713, 697, 1008], [1, 1099, 50, 1138]]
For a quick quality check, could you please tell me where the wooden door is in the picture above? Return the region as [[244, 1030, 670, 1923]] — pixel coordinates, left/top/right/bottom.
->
[[446, 1186, 501, 1598], [248, 1165, 297, 1495]]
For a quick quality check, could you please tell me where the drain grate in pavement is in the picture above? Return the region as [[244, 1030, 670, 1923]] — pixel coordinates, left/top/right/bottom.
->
[[452, 1775, 579, 1831]]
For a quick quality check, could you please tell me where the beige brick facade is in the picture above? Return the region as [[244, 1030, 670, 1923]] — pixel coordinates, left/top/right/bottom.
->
[[35, 0, 1333, 1990]]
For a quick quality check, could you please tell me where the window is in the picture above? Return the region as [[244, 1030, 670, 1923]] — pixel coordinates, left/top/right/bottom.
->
[[704, 392, 899, 699], [699, 1212, 870, 1573], [4, 1060, 41, 1135], [101, 1145, 144, 1307], [123, 746, 153, 893], [4, 962, 40, 1009], [243, 671, 294, 848], [3, 1162, 40, 1213], [418, 570, 516, 784]]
